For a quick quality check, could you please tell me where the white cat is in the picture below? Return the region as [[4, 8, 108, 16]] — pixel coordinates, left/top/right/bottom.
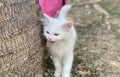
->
[[43, 5, 76, 77]]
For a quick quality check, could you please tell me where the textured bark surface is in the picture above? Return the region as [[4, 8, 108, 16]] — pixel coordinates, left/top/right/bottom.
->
[[0, 0, 44, 77]]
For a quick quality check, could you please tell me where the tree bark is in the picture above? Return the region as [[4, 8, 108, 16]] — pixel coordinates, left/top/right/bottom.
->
[[0, 0, 44, 77]]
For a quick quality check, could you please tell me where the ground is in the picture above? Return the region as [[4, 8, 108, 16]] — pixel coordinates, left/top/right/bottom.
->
[[44, 0, 120, 77]]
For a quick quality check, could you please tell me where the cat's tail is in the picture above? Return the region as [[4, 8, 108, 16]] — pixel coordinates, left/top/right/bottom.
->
[[58, 4, 72, 19]]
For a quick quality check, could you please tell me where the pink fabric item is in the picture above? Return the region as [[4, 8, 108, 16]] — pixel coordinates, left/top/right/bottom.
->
[[39, 0, 68, 17]]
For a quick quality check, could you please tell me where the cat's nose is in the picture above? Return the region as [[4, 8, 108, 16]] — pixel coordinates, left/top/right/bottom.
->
[[48, 38, 52, 41]]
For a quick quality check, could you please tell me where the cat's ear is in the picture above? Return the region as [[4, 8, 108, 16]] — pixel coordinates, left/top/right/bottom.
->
[[41, 14, 53, 25], [63, 21, 73, 31], [43, 13, 53, 23]]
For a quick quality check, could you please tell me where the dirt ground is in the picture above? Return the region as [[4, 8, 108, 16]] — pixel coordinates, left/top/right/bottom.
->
[[44, 0, 120, 77]]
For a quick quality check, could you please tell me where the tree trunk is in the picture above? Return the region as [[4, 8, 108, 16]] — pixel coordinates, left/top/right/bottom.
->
[[0, 0, 44, 77]]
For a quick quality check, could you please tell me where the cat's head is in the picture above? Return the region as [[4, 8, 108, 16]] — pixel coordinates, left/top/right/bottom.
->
[[43, 14, 73, 44]]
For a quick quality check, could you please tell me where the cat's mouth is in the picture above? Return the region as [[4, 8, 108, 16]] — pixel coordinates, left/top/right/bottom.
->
[[49, 41, 56, 44]]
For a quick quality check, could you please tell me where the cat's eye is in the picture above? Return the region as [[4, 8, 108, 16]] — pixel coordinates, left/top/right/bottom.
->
[[54, 33, 59, 36], [46, 31, 49, 34]]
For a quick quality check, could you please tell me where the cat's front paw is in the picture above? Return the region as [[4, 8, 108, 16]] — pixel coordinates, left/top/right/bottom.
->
[[54, 74, 61, 77], [62, 74, 70, 77], [54, 71, 61, 77]]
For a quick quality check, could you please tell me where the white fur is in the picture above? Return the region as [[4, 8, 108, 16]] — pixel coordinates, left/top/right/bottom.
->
[[43, 5, 76, 77], [58, 4, 72, 19]]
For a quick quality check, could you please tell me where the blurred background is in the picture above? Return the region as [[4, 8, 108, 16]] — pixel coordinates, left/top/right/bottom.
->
[[44, 0, 120, 77]]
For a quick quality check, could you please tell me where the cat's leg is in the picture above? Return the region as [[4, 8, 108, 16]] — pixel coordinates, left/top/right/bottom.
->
[[62, 52, 73, 77], [52, 56, 62, 77]]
